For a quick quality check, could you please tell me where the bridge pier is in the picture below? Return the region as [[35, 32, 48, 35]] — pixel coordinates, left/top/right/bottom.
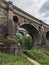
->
[[35, 35, 47, 49]]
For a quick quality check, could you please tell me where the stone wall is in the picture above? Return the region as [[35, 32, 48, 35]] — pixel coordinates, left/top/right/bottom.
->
[[0, 0, 49, 51]]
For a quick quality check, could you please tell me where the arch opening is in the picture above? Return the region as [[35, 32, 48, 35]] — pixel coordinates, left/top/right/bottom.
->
[[46, 31, 49, 40], [18, 31, 24, 35], [13, 16, 18, 23], [20, 24, 41, 46]]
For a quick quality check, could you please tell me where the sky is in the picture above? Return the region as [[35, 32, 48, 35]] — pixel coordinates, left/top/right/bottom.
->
[[6, 0, 49, 24]]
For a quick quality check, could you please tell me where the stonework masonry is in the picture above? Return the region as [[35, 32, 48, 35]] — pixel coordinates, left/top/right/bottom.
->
[[0, 0, 49, 51]]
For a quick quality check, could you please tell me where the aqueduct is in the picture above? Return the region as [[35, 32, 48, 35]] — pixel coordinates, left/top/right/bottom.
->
[[0, 0, 49, 49]]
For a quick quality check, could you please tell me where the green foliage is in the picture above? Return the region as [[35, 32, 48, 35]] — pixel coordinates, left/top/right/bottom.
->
[[16, 33, 24, 49], [0, 52, 33, 65], [23, 35, 33, 50], [16, 33, 33, 50], [46, 39, 49, 50], [23, 49, 49, 65], [0, 42, 4, 45]]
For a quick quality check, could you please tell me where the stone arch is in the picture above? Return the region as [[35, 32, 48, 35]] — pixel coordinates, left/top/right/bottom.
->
[[46, 31, 49, 39], [20, 24, 42, 46]]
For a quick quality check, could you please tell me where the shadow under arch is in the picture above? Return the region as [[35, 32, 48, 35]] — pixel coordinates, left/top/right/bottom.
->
[[20, 24, 42, 46], [46, 31, 49, 40], [13, 16, 18, 23]]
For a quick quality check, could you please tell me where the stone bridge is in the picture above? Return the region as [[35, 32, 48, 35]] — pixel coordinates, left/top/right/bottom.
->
[[0, 0, 49, 48]]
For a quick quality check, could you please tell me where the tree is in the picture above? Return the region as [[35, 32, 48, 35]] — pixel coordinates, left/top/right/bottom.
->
[[16, 33, 24, 49], [16, 33, 33, 50], [23, 35, 33, 50]]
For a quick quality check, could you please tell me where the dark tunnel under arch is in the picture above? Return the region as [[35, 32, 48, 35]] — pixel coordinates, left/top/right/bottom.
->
[[13, 16, 18, 23], [20, 24, 42, 46], [46, 31, 49, 40]]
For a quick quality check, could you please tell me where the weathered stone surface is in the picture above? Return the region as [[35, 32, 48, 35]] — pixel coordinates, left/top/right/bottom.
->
[[0, 0, 49, 51]]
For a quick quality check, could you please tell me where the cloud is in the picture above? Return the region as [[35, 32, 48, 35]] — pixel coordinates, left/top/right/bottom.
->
[[6, 0, 49, 24], [39, 0, 49, 13]]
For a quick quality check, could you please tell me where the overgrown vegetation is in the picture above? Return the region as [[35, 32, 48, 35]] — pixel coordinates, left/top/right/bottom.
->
[[16, 33, 33, 50], [0, 52, 33, 65], [0, 33, 49, 65], [0, 33, 34, 65], [46, 39, 49, 50], [23, 49, 49, 65]]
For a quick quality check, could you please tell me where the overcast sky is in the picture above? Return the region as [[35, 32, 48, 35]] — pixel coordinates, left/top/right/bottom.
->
[[6, 0, 49, 24]]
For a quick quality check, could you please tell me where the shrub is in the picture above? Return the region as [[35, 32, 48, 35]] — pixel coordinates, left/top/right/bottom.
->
[[23, 49, 49, 65], [16, 33, 24, 49], [23, 35, 33, 50], [16, 33, 33, 50]]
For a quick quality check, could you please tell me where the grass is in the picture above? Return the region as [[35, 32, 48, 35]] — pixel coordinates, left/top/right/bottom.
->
[[23, 49, 49, 65], [0, 52, 33, 65], [0, 42, 3, 45]]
